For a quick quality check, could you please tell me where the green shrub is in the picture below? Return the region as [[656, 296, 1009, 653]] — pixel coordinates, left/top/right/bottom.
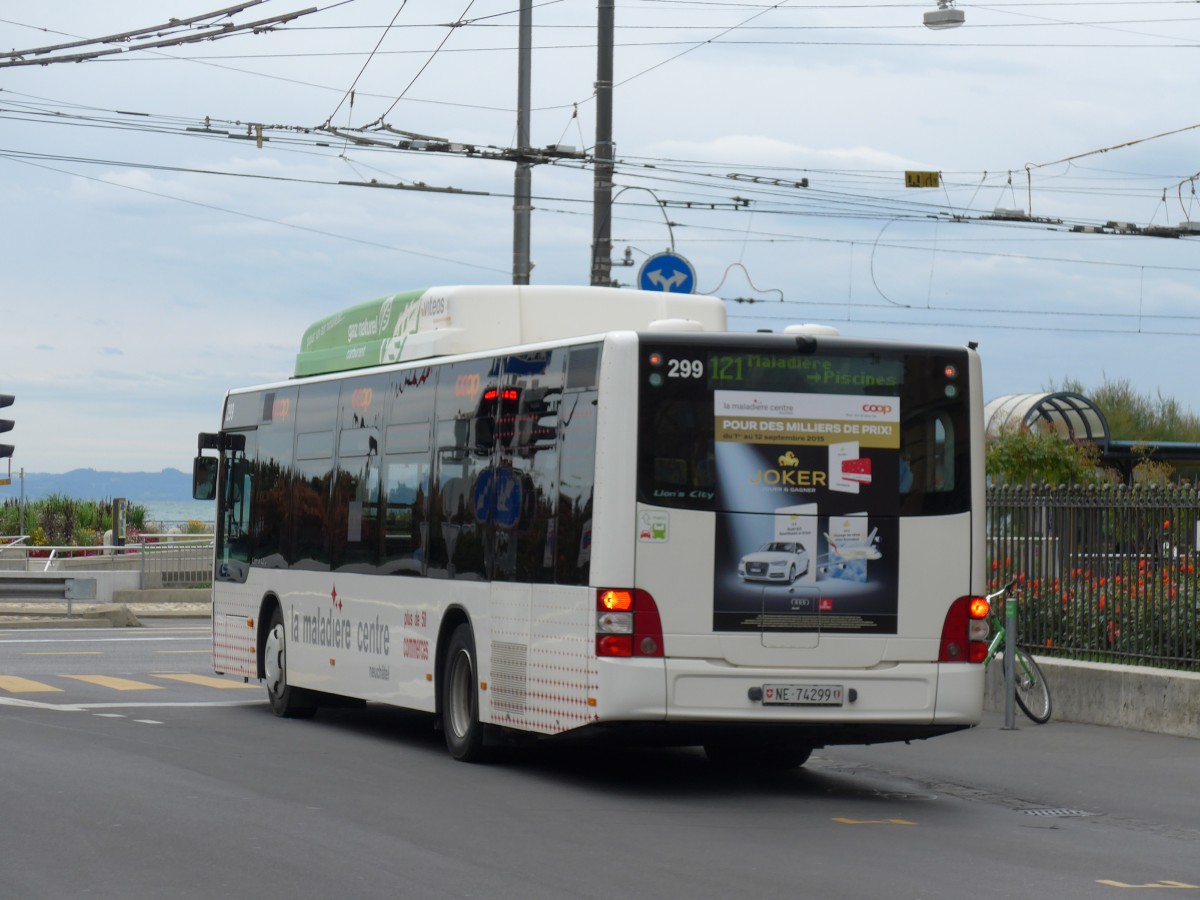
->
[[0, 497, 153, 545]]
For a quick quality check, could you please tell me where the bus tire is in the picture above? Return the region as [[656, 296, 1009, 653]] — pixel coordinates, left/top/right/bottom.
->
[[264, 607, 316, 719], [442, 623, 486, 762]]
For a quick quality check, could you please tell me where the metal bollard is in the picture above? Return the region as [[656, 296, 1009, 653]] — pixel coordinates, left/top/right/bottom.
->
[[1003, 593, 1017, 729]]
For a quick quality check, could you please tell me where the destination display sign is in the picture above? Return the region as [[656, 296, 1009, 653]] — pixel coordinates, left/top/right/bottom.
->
[[706, 352, 903, 394]]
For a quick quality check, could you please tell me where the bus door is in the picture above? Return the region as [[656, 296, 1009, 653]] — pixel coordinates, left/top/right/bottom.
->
[[215, 430, 255, 582]]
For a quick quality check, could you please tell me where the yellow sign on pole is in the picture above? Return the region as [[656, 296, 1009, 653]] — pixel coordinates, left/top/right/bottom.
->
[[905, 171, 940, 189]]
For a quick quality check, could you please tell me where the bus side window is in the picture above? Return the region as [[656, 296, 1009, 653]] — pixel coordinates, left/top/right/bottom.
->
[[385, 367, 436, 577], [384, 455, 429, 575], [429, 358, 496, 580], [252, 387, 298, 570], [557, 387, 597, 586], [292, 381, 340, 570]]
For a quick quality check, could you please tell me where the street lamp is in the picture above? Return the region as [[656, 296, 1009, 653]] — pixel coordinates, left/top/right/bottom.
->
[[924, 0, 965, 29]]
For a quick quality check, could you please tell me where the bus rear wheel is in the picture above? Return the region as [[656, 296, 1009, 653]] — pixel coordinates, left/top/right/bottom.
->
[[441, 624, 486, 762], [264, 607, 316, 719]]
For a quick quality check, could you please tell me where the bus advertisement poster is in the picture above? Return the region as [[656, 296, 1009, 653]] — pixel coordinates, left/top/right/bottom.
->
[[710, 390, 901, 634]]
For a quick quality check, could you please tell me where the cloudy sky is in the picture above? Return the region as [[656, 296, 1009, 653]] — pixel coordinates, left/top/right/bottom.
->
[[3, 0, 1200, 477]]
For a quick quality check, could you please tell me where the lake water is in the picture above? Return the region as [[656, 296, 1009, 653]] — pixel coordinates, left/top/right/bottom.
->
[[140, 499, 216, 526]]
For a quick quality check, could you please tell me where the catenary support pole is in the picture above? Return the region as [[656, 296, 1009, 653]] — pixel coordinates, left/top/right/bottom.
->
[[590, 0, 614, 286], [512, 0, 532, 285]]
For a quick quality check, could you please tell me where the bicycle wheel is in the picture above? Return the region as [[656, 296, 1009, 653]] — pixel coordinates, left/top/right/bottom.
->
[[1004, 648, 1052, 724]]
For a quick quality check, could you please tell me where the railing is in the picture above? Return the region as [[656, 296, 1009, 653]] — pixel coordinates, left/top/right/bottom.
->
[[138, 537, 214, 589], [0, 575, 97, 615], [0, 535, 214, 589], [987, 484, 1200, 671]]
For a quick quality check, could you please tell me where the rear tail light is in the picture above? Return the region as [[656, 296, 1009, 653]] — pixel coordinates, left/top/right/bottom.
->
[[596, 588, 664, 657], [939, 595, 990, 663]]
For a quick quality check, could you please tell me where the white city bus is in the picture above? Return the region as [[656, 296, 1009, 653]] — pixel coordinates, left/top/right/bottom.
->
[[193, 285, 988, 766]]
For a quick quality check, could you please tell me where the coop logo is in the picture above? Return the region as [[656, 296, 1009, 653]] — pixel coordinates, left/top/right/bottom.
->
[[455, 373, 482, 398], [861, 404, 893, 414]]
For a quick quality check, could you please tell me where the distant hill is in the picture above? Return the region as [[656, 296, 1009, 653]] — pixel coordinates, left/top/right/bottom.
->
[[0, 468, 192, 503]]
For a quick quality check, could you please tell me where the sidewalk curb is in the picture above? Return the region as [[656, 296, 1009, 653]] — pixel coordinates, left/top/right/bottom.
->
[[0, 603, 210, 628]]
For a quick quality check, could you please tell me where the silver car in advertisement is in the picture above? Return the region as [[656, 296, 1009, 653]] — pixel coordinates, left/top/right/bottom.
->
[[737, 541, 810, 584]]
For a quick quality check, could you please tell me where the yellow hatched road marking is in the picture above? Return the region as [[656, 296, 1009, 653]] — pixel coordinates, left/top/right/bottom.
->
[[0, 676, 62, 693], [154, 674, 259, 689], [63, 675, 164, 691]]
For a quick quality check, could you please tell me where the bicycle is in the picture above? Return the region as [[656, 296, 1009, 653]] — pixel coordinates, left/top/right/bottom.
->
[[982, 579, 1053, 724]]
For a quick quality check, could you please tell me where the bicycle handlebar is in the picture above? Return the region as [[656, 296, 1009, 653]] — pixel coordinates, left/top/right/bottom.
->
[[984, 578, 1018, 604]]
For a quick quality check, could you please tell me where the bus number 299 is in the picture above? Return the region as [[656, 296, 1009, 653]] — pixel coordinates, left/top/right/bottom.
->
[[668, 358, 704, 379]]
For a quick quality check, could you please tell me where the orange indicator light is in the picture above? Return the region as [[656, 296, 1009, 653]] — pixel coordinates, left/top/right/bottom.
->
[[599, 589, 634, 611]]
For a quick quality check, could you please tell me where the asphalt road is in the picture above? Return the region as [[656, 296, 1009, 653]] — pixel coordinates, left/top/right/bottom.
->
[[1, 621, 1196, 899]]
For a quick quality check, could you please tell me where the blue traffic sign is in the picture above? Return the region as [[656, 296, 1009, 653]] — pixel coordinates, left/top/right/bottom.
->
[[638, 251, 696, 294], [473, 467, 523, 528]]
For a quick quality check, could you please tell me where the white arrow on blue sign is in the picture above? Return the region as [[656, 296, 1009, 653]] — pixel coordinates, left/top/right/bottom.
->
[[638, 251, 696, 293]]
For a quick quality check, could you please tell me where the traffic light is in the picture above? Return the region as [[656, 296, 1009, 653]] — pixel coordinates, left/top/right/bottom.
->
[[0, 394, 13, 460]]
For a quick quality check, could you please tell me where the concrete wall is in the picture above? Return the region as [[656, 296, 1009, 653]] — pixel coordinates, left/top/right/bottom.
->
[[985, 656, 1200, 739], [57, 555, 142, 571], [88, 570, 143, 600]]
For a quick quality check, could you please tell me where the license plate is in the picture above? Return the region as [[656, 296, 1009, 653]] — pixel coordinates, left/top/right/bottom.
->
[[761, 683, 844, 706]]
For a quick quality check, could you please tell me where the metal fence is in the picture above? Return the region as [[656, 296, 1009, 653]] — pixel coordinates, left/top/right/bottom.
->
[[987, 484, 1200, 671], [137, 537, 213, 588]]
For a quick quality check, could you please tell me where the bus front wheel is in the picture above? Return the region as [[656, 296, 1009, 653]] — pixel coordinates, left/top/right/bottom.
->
[[264, 607, 316, 719], [441, 624, 486, 762]]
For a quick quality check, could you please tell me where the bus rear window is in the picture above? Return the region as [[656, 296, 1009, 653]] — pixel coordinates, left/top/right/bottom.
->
[[637, 339, 971, 517]]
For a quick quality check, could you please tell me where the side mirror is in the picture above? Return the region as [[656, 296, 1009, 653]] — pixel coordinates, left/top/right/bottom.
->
[[192, 456, 218, 500]]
